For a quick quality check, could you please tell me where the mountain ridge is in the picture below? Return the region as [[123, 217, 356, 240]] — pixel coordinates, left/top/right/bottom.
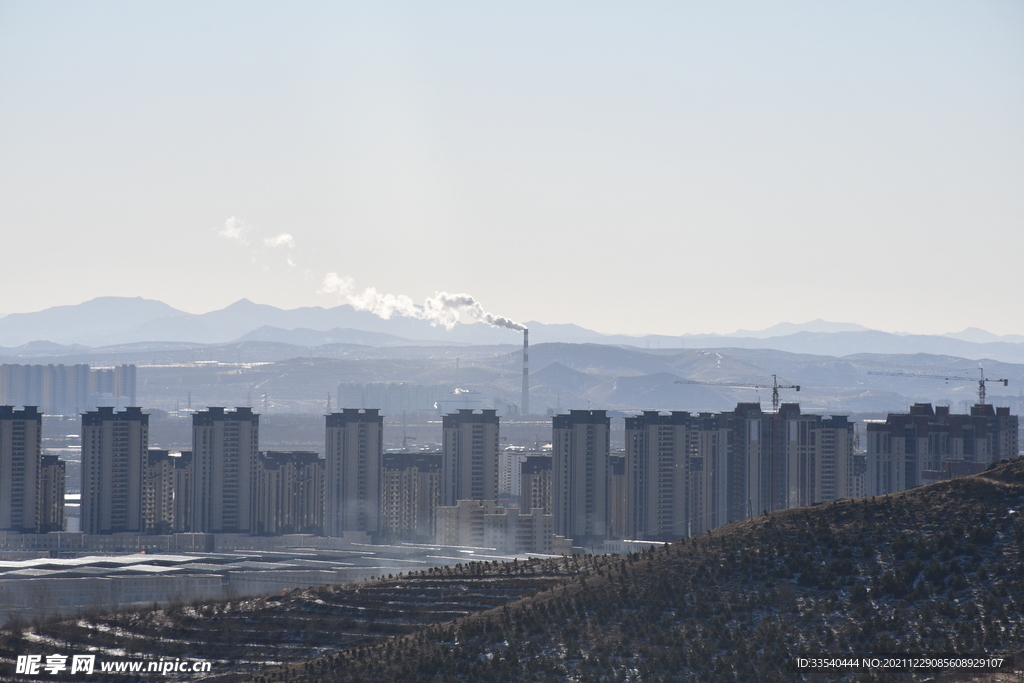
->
[[4, 297, 1024, 365]]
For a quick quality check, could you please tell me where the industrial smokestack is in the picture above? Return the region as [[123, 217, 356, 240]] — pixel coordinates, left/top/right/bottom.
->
[[521, 328, 529, 417], [321, 274, 526, 332]]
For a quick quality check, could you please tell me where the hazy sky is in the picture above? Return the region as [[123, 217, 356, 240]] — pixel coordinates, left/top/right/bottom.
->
[[1, 2, 1021, 335]]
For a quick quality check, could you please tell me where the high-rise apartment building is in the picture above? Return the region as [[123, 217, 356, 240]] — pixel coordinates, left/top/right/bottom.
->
[[688, 412, 727, 533], [38, 454, 65, 533], [726, 403, 771, 519], [625, 412, 693, 541], [623, 404, 855, 541], [0, 364, 134, 416], [776, 405, 854, 508], [81, 406, 147, 534], [90, 365, 137, 408], [143, 449, 177, 534], [171, 451, 193, 533], [552, 410, 610, 542], [608, 453, 628, 540], [255, 451, 324, 535], [441, 409, 500, 506], [498, 449, 526, 500], [866, 403, 1018, 496], [0, 406, 43, 532], [140, 448, 196, 534], [325, 409, 383, 537], [520, 455, 552, 514], [191, 407, 259, 534], [381, 452, 441, 541]]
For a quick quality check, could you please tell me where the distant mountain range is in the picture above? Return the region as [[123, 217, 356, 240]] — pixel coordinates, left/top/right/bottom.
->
[[3, 297, 1024, 365]]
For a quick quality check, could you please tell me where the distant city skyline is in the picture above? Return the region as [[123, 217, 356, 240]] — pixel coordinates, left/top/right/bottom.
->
[[1, 3, 1021, 335]]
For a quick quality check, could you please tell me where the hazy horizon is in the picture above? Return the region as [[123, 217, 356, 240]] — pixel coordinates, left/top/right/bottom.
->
[[0, 294, 1022, 340]]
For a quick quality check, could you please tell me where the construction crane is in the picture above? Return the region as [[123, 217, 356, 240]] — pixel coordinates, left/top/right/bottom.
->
[[867, 367, 1008, 404], [675, 374, 800, 412]]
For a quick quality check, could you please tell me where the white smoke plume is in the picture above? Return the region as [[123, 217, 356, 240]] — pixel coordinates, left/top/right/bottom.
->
[[320, 273, 526, 331]]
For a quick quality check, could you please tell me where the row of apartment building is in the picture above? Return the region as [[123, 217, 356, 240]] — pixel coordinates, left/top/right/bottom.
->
[[558, 404, 860, 543], [865, 402, 1017, 495], [0, 407, 65, 533], [2, 402, 1017, 550], [0, 364, 136, 416]]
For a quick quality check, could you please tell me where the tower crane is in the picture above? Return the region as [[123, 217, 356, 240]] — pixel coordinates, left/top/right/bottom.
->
[[867, 367, 1008, 404], [674, 374, 800, 412]]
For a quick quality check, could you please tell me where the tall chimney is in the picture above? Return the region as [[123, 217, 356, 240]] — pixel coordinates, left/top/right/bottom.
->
[[521, 328, 529, 417]]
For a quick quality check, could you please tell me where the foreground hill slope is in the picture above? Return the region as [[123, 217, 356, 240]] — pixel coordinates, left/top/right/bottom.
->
[[265, 460, 1024, 683], [2, 461, 1022, 682], [0, 563, 569, 680]]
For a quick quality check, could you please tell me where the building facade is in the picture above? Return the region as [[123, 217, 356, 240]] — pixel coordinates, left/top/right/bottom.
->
[[552, 410, 611, 542], [171, 451, 193, 533], [141, 449, 193, 534], [483, 506, 555, 555], [0, 364, 135, 416], [325, 409, 384, 537], [520, 455, 552, 514], [38, 454, 65, 533], [778, 406, 854, 509], [441, 409, 500, 506], [143, 449, 176, 534], [435, 498, 554, 554], [89, 365, 137, 409], [435, 499, 498, 547], [498, 448, 526, 501], [623, 404, 855, 541], [866, 403, 1019, 496], [191, 407, 259, 534], [0, 406, 43, 532], [625, 412, 691, 541], [255, 451, 324, 536], [81, 406, 148, 534], [380, 452, 441, 541]]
